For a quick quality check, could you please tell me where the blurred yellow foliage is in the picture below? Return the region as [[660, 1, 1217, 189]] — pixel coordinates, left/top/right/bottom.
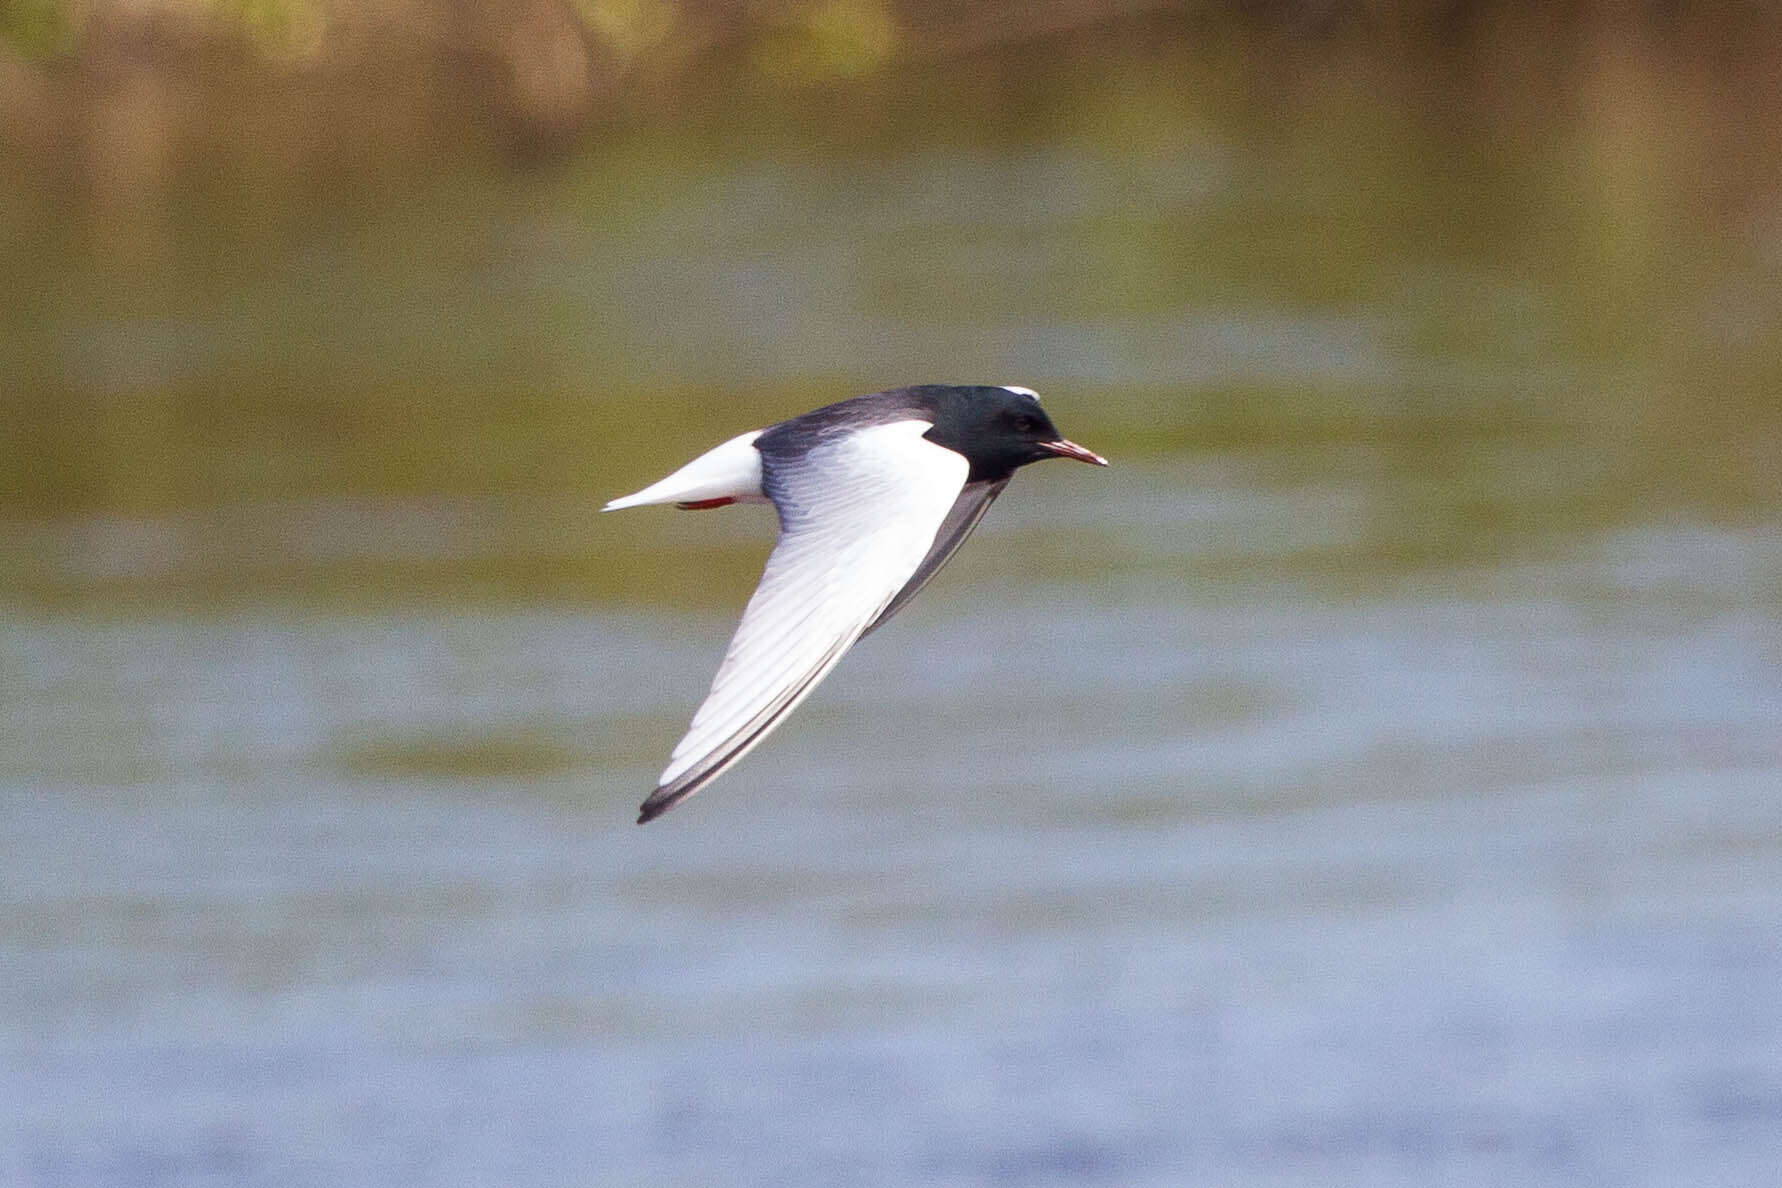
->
[[576, 0, 678, 64], [0, 0, 85, 57], [753, 0, 898, 81], [216, 0, 328, 57]]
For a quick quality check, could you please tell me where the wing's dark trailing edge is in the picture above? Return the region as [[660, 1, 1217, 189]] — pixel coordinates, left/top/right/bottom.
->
[[640, 478, 1006, 822], [637, 421, 971, 822], [863, 477, 1009, 636]]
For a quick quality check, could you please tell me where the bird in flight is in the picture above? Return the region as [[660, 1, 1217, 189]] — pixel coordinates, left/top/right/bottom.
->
[[605, 384, 1107, 823]]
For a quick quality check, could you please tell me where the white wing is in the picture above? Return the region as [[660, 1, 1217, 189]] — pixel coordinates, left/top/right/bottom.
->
[[863, 477, 1008, 636], [638, 420, 968, 822]]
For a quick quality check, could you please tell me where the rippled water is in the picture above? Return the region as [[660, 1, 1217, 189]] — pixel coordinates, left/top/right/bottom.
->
[[5, 35, 1782, 1188]]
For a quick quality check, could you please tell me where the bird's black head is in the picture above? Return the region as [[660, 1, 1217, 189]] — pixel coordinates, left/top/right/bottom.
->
[[913, 385, 1108, 483]]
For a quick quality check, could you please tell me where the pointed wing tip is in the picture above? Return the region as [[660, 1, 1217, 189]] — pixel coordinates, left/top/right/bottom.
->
[[636, 784, 688, 824]]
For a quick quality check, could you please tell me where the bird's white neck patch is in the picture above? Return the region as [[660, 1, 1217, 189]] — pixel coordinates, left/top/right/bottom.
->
[[1001, 385, 1040, 401]]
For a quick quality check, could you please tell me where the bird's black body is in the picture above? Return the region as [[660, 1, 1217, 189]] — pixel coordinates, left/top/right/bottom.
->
[[758, 385, 1075, 485]]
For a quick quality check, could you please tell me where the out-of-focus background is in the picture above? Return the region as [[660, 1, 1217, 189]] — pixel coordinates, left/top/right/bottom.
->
[[4, 2, 1782, 1184]]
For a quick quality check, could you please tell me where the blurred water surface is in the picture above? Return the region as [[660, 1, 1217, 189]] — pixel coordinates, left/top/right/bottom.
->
[[4, 33, 1782, 1188]]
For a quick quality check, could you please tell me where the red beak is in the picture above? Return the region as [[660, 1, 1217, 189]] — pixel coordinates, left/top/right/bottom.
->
[[1038, 438, 1109, 466]]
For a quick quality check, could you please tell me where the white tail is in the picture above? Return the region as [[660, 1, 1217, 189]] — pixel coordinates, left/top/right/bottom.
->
[[603, 430, 768, 511]]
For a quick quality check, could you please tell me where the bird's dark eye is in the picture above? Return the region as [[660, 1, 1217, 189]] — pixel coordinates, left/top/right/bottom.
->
[[1013, 414, 1039, 433]]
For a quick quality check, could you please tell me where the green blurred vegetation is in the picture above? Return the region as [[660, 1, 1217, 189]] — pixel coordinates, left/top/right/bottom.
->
[[6, 2, 1782, 197], [3, 2, 1780, 610]]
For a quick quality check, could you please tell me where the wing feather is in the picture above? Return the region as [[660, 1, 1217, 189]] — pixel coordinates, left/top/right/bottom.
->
[[862, 477, 1008, 636], [637, 421, 969, 822]]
